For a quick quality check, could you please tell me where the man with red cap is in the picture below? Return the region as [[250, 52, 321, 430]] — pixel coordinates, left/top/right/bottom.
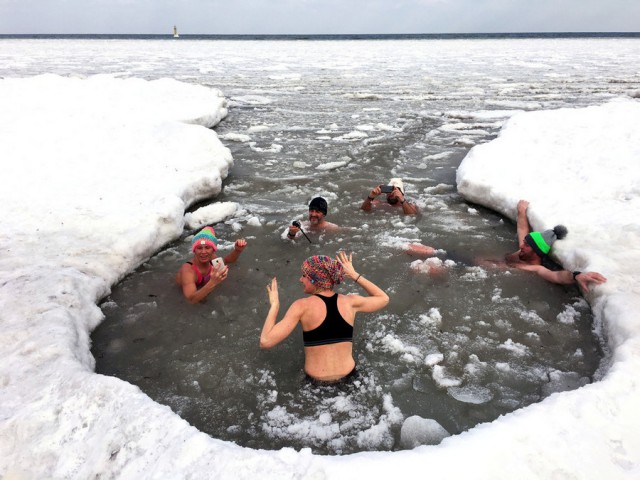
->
[[175, 226, 247, 303]]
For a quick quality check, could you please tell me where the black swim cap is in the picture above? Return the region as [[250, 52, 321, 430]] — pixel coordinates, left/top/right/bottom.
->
[[309, 197, 328, 215]]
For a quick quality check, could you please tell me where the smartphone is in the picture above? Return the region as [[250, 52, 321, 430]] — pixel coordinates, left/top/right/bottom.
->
[[212, 257, 225, 270], [380, 185, 394, 193]]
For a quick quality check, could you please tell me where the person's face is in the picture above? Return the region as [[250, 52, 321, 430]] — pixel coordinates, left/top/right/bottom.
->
[[308, 208, 325, 225], [386, 187, 401, 205], [194, 244, 215, 262], [518, 241, 537, 261], [300, 274, 316, 293]]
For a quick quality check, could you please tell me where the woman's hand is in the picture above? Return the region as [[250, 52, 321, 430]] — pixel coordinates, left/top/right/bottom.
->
[[336, 251, 358, 281], [266, 277, 280, 307], [208, 264, 228, 287]]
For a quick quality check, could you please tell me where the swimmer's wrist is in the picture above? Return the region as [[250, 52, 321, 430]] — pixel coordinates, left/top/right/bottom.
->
[[354, 273, 362, 283]]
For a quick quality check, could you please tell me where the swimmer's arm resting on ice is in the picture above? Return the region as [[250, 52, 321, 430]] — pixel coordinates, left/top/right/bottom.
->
[[516, 200, 532, 245], [515, 264, 607, 292], [260, 278, 302, 349]]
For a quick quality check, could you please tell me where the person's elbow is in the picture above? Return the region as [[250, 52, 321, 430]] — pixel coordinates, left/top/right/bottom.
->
[[381, 292, 390, 307], [186, 295, 202, 305], [260, 335, 276, 349], [376, 292, 390, 309]]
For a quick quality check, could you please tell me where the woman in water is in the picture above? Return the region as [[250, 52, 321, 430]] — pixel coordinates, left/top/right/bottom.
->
[[260, 252, 389, 382]]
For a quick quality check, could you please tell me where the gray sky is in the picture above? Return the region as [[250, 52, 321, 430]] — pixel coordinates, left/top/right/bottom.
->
[[1, 0, 639, 35]]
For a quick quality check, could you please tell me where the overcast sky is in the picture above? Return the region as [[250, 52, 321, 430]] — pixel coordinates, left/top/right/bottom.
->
[[1, 0, 639, 35]]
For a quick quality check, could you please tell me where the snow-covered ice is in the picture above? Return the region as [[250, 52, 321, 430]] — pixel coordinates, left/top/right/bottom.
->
[[1, 75, 639, 479]]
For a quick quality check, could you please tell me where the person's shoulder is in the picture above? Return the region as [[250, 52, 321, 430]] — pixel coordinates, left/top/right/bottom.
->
[[323, 221, 340, 231], [177, 262, 196, 283], [541, 256, 563, 271], [178, 261, 194, 272]]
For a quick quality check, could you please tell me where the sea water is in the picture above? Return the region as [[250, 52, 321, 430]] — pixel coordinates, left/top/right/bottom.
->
[[3, 36, 637, 454]]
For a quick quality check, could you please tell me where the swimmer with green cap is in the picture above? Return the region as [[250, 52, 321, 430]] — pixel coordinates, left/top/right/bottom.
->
[[504, 200, 606, 292]]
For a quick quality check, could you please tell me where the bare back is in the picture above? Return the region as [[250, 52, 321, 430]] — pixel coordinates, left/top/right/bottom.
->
[[298, 293, 356, 381]]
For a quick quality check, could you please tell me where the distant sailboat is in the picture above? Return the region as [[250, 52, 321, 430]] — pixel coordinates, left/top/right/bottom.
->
[[173, 25, 179, 38]]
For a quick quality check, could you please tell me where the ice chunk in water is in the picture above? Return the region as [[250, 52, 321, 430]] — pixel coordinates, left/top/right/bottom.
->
[[184, 202, 238, 229], [541, 370, 589, 397], [400, 415, 450, 448], [448, 385, 494, 404], [432, 365, 462, 388]]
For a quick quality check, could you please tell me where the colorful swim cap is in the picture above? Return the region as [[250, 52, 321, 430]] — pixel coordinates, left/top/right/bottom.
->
[[191, 226, 218, 252], [525, 225, 568, 256], [301, 255, 344, 290]]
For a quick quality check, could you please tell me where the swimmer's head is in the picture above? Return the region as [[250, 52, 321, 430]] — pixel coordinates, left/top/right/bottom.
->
[[388, 178, 404, 194], [386, 178, 404, 205], [191, 226, 218, 252], [309, 197, 328, 215], [308, 197, 328, 225], [301, 255, 344, 290], [524, 225, 568, 257]]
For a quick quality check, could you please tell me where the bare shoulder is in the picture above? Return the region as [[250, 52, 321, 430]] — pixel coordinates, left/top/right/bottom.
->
[[292, 296, 318, 310], [176, 263, 196, 284]]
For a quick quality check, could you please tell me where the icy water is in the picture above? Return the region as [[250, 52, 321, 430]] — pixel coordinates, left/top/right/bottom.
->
[[4, 37, 638, 454]]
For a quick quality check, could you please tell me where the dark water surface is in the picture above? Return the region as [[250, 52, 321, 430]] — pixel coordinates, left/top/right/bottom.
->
[[3, 38, 635, 454]]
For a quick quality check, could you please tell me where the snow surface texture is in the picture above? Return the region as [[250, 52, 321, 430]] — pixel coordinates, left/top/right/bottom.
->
[[1, 76, 639, 479]]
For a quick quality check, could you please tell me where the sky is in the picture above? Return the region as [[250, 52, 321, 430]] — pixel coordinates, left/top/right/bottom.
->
[[1, 0, 639, 34]]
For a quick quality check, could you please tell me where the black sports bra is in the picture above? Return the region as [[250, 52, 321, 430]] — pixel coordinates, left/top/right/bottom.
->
[[302, 294, 354, 347]]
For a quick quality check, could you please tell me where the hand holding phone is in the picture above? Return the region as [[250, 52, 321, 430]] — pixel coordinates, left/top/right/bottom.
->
[[212, 257, 225, 270]]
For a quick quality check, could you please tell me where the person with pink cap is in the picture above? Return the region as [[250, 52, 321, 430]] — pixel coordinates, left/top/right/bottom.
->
[[260, 252, 389, 382], [175, 226, 247, 303]]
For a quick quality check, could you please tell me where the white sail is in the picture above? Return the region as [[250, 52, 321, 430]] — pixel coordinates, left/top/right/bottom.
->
[[173, 26, 179, 38]]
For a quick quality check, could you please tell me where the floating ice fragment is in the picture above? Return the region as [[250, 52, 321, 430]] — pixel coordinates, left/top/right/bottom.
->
[[448, 385, 494, 404], [400, 415, 450, 448], [424, 352, 444, 366], [316, 161, 348, 171], [218, 132, 251, 142], [498, 339, 529, 356], [432, 365, 462, 388], [184, 202, 238, 230], [557, 304, 581, 324], [541, 370, 589, 397]]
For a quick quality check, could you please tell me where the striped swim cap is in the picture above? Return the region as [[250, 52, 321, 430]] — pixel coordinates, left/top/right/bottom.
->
[[191, 226, 218, 252]]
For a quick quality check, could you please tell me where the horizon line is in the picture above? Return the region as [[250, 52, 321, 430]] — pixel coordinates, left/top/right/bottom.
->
[[1, 31, 639, 37]]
